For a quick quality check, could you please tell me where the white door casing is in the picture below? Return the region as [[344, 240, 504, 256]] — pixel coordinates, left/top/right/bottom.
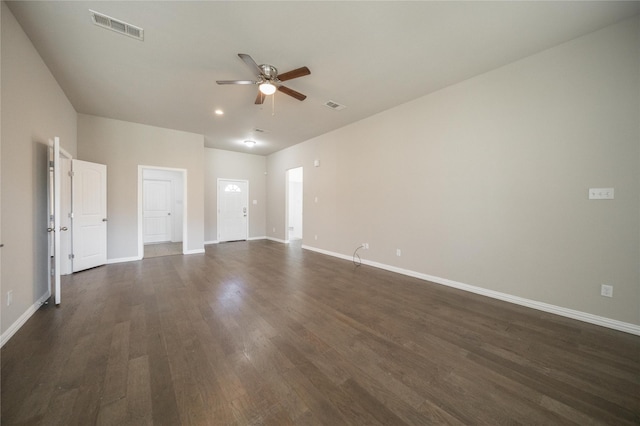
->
[[72, 159, 107, 272], [137, 166, 187, 259], [47, 137, 62, 304], [217, 179, 248, 242], [143, 179, 172, 243]]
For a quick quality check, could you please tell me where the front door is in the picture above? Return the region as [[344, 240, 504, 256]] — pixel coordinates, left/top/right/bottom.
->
[[143, 179, 172, 243], [218, 179, 248, 242], [72, 159, 107, 272]]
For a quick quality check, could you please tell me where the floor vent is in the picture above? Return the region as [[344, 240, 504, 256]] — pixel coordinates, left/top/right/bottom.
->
[[324, 100, 346, 111], [90, 10, 144, 41]]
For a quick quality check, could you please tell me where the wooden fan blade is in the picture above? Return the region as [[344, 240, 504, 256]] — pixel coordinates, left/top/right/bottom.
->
[[278, 85, 307, 101], [238, 53, 263, 76], [277, 66, 310, 82], [216, 80, 257, 85], [255, 92, 266, 104]]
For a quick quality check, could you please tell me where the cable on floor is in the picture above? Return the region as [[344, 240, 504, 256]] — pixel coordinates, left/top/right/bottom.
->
[[353, 245, 363, 267]]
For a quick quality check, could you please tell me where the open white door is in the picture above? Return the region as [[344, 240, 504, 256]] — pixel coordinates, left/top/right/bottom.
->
[[72, 159, 107, 272], [47, 137, 62, 304], [59, 157, 73, 275]]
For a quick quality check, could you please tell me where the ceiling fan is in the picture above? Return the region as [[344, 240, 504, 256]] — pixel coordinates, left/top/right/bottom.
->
[[216, 53, 310, 104]]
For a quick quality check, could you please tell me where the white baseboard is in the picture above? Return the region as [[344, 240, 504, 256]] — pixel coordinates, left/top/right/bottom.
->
[[183, 248, 205, 255], [206, 237, 265, 245], [267, 236, 287, 244], [107, 256, 142, 264], [301, 245, 640, 336], [1, 290, 51, 348]]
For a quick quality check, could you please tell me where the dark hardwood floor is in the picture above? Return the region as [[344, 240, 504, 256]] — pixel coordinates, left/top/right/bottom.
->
[[2, 240, 639, 425]]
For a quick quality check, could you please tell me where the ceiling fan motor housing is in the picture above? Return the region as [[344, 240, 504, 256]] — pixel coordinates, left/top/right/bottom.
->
[[260, 64, 278, 80]]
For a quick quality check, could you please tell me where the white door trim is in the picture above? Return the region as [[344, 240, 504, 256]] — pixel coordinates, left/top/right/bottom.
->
[[137, 165, 187, 259]]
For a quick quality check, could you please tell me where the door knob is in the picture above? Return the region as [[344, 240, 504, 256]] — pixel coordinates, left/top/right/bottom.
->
[[60, 227, 68, 231], [47, 227, 55, 232], [168, 213, 171, 216], [102, 218, 108, 222]]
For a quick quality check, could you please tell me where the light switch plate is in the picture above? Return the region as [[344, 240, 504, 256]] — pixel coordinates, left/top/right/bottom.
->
[[589, 188, 614, 200]]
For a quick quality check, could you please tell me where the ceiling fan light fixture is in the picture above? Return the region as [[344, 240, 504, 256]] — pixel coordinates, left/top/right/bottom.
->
[[244, 140, 256, 148], [259, 82, 276, 95]]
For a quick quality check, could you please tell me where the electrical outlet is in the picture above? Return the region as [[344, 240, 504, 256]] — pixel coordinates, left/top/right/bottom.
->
[[589, 188, 614, 200], [272, 227, 276, 233], [396, 249, 401, 257], [314, 235, 318, 240], [600, 284, 613, 298], [7, 290, 12, 306]]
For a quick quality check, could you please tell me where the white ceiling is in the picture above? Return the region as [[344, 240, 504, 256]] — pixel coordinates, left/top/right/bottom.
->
[[7, 1, 640, 156]]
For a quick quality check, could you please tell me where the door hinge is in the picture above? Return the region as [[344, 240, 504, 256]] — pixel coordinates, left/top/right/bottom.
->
[[68, 171, 74, 177], [49, 161, 55, 168], [69, 212, 74, 219], [69, 254, 75, 260]]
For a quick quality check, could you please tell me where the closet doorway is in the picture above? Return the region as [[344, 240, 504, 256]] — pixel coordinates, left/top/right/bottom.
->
[[138, 166, 186, 259], [286, 167, 303, 242]]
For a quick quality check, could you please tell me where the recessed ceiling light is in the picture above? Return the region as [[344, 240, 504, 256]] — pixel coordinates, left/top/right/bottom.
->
[[244, 140, 256, 148], [214, 109, 224, 115]]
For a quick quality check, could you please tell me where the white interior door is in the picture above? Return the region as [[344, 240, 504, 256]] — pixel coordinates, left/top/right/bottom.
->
[[287, 167, 303, 241], [218, 179, 248, 242], [143, 179, 172, 243], [72, 159, 107, 272], [47, 137, 62, 304], [59, 157, 72, 275]]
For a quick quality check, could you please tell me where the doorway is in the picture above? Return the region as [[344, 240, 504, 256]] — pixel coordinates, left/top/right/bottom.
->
[[286, 167, 303, 242], [138, 166, 186, 259], [48, 138, 107, 305], [217, 179, 248, 242]]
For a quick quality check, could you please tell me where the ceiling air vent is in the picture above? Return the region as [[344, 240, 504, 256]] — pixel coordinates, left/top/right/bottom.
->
[[90, 10, 144, 41], [324, 100, 346, 111]]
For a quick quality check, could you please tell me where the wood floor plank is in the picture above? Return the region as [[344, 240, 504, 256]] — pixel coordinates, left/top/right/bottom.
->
[[101, 321, 131, 405], [126, 355, 153, 424], [2, 240, 639, 425]]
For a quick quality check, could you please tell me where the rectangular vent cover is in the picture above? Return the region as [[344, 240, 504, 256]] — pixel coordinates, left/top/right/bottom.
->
[[90, 10, 144, 41], [324, 100, 346, 111]]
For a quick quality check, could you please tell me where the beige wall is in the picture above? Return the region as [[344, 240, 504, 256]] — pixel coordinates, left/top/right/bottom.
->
[[77, 114, 204, 260], [1, 3, 77, 336], [267, 17, 640, 326], [204, 148, 267, 242]]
